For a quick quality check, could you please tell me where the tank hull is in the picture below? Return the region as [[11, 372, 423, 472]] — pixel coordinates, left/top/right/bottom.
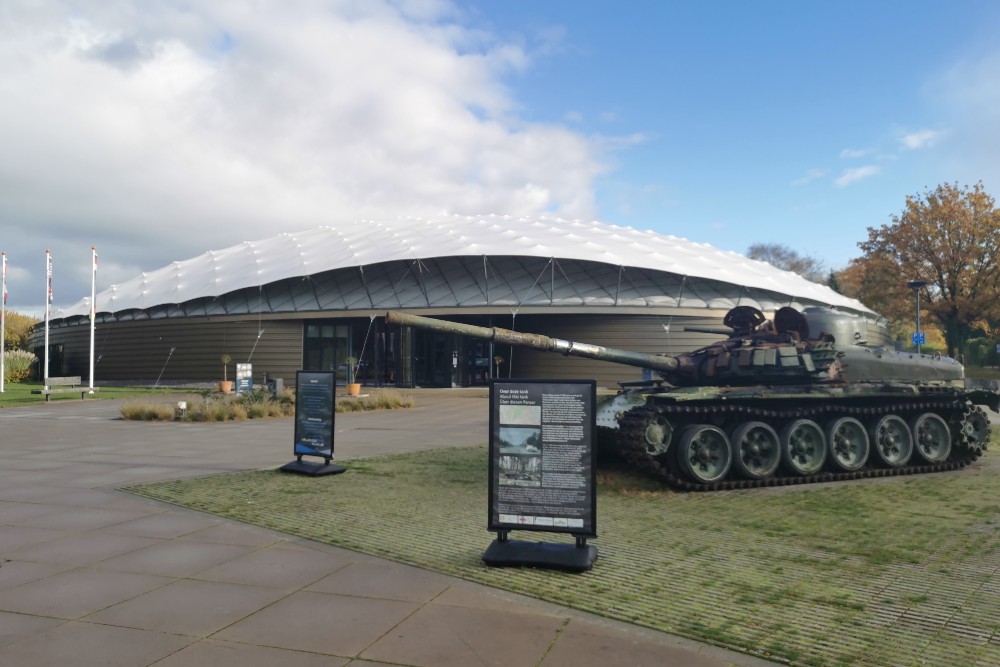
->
[[600, 382, 992, 490]]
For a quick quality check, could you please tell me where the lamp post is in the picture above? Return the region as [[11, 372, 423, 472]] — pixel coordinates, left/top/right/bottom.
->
[[907, 280, 928, 354]]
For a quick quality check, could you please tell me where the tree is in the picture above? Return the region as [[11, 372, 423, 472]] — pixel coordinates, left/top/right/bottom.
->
[[3, 311, 39, 351], [746, 243, 827, 283], [855, 182, 1000, 356]]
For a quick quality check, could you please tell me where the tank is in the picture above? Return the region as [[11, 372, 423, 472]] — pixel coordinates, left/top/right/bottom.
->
[[385, 307, 1000, 490]]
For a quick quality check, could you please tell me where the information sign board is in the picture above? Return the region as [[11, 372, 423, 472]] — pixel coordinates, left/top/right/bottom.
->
[[912, 331, 926, 345], [280, 370, 344, 476], [236, 363, 252, 395], [488, 379, 597, 538], [293, 371, 336, 460]]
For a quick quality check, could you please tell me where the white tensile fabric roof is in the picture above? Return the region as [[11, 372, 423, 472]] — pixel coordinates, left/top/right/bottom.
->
[[58, 214, 873, 317]]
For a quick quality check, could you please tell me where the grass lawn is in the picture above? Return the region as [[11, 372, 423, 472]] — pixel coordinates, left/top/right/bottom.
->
[[0, 382, 195, 407], [128, 432, 1000, 667]]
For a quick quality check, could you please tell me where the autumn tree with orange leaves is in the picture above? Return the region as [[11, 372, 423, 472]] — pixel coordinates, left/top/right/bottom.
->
[[853, 182, 1000, 356]]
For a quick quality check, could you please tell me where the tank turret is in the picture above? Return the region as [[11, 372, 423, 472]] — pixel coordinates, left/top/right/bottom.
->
[[385, 307, 996, 490]]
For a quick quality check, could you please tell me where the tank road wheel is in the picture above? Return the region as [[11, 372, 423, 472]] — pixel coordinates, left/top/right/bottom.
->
[[642, 413, 674, 456], [909, 413, 952, 463], [676, 425, 732, 484], [960, 406, 991, 453], [825, 417, 870, 471], [730, 421, 780, 479], [868, 415, 913, 467], [780, 419, 827, 475]]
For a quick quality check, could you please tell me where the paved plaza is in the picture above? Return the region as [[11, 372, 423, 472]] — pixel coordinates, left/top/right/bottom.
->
[[0, 390, 771, 667]]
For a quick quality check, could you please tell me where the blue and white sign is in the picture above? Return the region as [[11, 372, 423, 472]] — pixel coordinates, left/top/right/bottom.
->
[[911, 331, 926, 345], [236, 363, 252, 395]]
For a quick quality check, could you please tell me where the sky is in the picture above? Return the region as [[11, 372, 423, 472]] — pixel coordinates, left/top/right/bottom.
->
[[3, 0, 1000, 316]]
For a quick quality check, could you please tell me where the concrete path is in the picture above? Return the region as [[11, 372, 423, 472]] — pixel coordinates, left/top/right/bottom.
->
[[0, 390, 774, 666]]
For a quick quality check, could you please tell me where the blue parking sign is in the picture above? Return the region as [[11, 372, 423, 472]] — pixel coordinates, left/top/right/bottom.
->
[[911, 331, 926, 345]]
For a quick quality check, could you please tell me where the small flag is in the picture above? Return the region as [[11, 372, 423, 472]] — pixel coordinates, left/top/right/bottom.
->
[[2, 252, 7, 305], [91, 247, 98, 319], [46, 251, 53, 304]]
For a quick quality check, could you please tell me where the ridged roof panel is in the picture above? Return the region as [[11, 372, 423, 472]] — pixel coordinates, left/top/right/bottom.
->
[[57, 214, 873, 317]]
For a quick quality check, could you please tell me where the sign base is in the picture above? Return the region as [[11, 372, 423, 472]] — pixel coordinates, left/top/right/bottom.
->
[[482, 538, 597, 572], [279, 459, 346, 476]]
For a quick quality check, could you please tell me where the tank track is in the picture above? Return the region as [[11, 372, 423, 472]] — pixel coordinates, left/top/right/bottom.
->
[[616, 399, 991, 492]]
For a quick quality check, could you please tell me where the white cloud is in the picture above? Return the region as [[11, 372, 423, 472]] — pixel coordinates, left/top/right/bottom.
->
[[839, 148, 871, 159], [791, 168, 828, 187], [898, 128, 947, 150], [0, 0, 607, 310], [834, 165, 881, 187]]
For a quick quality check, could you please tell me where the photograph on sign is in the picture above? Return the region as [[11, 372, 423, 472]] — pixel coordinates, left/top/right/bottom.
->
[[498, 425, 542, 487], [488, 379, 597, 538]]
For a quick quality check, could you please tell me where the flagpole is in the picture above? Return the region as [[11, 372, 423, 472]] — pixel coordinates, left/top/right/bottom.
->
[[89, 246, 96, 392], [1, 251, 6, 394], [44, 249, 51, 389]]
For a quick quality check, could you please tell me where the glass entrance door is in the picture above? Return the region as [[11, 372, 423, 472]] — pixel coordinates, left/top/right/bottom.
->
[[413, 331, 455, 387]]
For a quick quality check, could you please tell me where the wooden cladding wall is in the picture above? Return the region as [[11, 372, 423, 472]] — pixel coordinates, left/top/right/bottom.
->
[[39, 311, 728, 389], [503, 313, 727, 388], [49, 319, 303, 384]]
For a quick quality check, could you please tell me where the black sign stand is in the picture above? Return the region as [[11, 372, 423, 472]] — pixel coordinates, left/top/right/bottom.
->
[[280, 371, 346, 477], [483, 379, 598, 573], [482, 531, 597, 573], [279, 456, 345, 476]]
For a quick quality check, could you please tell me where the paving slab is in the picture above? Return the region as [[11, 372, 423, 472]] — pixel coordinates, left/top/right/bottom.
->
[[0, 620, 194, 667], [0, 391, 771, 666], [214, 590, 419, 655], [153, 639, 349, 667]]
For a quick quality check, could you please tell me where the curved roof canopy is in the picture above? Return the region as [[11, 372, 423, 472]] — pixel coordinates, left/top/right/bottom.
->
[[57, 215, 874, 320]]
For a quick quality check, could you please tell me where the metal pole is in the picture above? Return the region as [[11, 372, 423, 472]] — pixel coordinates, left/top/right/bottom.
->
[[44, 250, 51, 388], [89, 246, 96, 392], [907, 280, 928, 356]]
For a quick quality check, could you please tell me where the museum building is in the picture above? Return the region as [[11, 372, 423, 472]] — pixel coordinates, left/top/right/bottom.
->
[[40, 215, 877, 389]]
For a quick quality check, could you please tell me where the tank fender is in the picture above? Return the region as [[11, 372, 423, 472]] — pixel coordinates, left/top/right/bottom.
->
[[596, 391, 649, 430], [966, 380, 1000, 413]]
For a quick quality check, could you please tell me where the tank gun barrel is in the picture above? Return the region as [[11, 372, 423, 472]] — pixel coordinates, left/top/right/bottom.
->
[[681, 326, 733, 336], [385, 311, 680, 373]]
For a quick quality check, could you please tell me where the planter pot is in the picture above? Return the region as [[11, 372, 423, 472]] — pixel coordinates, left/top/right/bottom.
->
[[218, 380, 234, 394], [347, 383, 361, 396]]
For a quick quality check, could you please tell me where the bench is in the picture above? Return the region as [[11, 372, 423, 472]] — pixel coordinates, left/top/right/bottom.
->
[[31, 376, 100, 401]]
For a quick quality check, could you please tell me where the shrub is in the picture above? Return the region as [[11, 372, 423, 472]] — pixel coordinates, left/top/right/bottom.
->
[[211, 401, 231, 421], [248, 403, 269, 419], [120, 400, 175, 421], [336, 388, 414, 413], [277, 387, 296, 407], [270, 401, 293, 417], [235, 388, 272, 406], [120, 387, 408, 422], [3, 349, 37, 384]]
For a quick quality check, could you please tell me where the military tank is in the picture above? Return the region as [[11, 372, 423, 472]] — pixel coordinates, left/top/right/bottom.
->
[[385, 307, 999, 490]]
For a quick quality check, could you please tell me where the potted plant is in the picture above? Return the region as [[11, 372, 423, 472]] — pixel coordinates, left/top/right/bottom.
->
[[218, 354, 233, 393], [345, 356, 361, 396]]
